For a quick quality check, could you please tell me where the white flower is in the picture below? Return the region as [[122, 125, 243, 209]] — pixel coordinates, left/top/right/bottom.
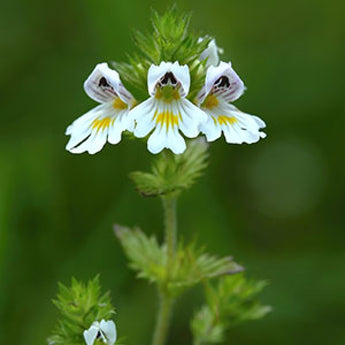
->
[[199, 38, 223, 67], [65, 63, 135, 154], [129, 61, 207, 154], [198, 61, 266, 144], [83, 319, 117, 345]]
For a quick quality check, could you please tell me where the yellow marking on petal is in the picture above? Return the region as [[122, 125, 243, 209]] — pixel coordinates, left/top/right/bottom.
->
[[155, 86, 181, 103], [91, 117, 113, 132], [217, 115, 238, 126], [113, 97, 128, 110], [203, 94, 219, 109], [154, 110, 180, 131]]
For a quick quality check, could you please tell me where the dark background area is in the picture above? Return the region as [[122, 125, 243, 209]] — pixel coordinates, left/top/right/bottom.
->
[[1, 0, 344, 344]]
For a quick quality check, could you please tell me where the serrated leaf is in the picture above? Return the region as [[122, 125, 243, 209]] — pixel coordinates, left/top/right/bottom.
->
[[114, 224, 166, 284]]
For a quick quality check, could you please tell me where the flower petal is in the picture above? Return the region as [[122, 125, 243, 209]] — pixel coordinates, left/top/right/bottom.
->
[[201, 103, 266, 144], [107, 110, 134, 144], [100, 320, 117, 345], [169, 62, 190, 96], [65, 104, 106, 151], [199, 115, 222, 142], [84, 63, 134, 105], [147, 61, 190, 97], [147, 124, 186, 154], [83, 323, 99, 345], [66, 102, 133, 154], [199, 38, 222, 67], [71, 127, 108, 154], [178, 98, 207, 138], [199, 61, 245, 104], [130, 98, 157, 138]]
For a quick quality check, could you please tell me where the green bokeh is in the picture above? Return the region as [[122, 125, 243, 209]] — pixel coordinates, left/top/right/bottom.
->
[[1, 0, 344, 344]]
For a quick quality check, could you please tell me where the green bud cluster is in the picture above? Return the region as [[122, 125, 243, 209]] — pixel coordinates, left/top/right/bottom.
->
[[113, 6, 211, 102]]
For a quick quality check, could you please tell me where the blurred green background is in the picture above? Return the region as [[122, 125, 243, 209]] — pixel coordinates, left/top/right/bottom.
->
[[1, 0, 344, 344]]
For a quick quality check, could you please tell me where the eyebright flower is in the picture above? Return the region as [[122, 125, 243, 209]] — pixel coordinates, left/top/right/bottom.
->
[[83, 319, 117, 345], [65, 63, 135, 154], [198, 61, 266, 144], [129, 61, 207, 154]]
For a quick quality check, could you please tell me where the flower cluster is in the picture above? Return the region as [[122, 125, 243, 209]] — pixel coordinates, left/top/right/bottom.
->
[[66, 40, 266, 155]]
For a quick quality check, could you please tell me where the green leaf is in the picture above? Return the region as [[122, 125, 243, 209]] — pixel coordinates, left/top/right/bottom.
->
[[191, 274, 272, 345], [130, 138, 209, 197], [48, 276, 115, 345], [114, 224, 166, 284], [115, 225, 243, 297]]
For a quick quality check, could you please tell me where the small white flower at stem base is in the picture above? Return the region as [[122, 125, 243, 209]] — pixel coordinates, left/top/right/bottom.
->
[[198, 61, 266, 144], [83, 319, 117, 345], [65, 63, 136, 154], [129, 61, 207, 155]]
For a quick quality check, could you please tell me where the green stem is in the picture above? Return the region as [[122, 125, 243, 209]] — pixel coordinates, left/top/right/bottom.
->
[[152, 196, 177, 345], [152, 293, 173, 345], [162, 197, 177, 272]]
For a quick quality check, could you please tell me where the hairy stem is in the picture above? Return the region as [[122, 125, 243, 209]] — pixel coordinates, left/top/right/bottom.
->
[[152, 196, 177, 345]]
